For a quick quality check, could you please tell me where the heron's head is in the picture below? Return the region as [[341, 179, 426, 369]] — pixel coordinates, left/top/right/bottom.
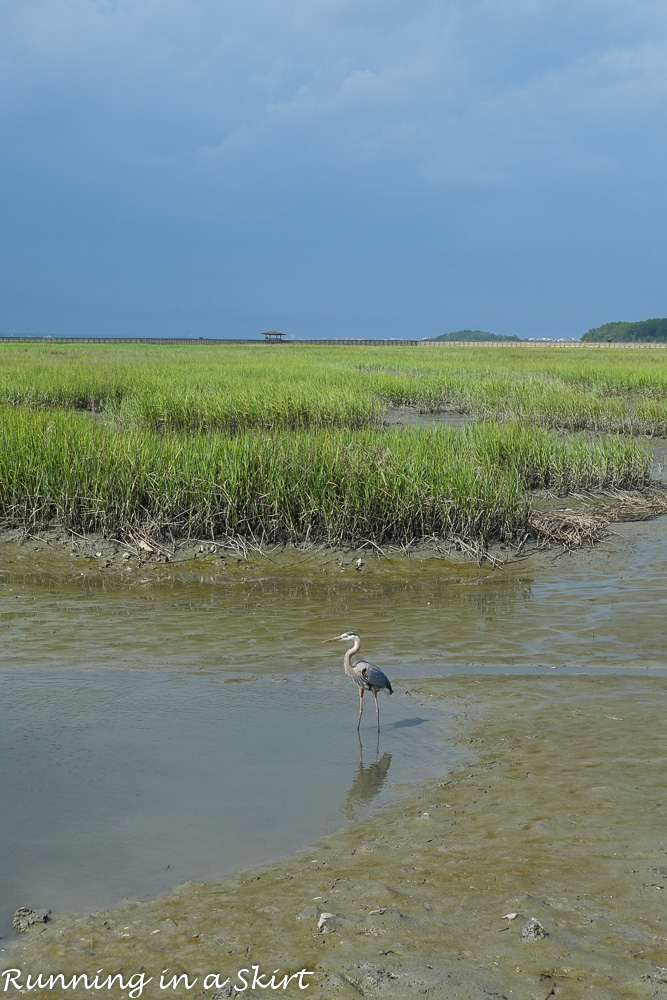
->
[[323, 631, 360, 644]]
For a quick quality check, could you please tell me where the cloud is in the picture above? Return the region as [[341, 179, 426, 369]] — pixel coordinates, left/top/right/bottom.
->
[[4, 0, 666, 175], [2, 0, 667, 336]]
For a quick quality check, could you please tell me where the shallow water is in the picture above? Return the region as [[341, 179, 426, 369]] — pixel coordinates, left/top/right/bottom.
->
[[4, 674, 665, 1000], [1, 512, 666, 943], [2, 517, 666, 673], [0, 663, 460, 938], [384, 405, 472, 429]]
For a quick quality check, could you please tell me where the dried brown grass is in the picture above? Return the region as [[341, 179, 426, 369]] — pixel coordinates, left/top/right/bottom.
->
[[528, 489, 667, 549]]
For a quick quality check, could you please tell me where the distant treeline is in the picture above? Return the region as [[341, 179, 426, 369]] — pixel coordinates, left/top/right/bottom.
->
[[582, 318, 667, 343], [430, 329, 521, 342]]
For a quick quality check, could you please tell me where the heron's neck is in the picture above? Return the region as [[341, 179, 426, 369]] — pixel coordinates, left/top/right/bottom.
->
[[344, 636, 361, 675]]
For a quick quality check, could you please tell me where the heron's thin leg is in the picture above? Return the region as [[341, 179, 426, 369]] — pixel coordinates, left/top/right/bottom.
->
[[357, 686, 363, 731], [372, 686, 380, 732]]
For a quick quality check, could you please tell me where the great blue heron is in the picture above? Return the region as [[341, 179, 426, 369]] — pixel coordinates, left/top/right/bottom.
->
[[323, 631, 393, 731]]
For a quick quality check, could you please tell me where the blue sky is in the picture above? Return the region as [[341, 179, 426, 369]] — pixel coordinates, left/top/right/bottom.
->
[[1, 0, 666, 339]]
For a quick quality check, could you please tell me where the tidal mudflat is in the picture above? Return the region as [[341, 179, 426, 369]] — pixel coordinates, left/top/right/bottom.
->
[[1, 515, 666, 999]]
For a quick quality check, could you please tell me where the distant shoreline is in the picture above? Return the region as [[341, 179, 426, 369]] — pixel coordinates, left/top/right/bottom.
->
[[1, 335, 666, 347]]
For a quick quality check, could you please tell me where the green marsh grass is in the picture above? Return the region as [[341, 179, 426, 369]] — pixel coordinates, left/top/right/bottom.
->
[[0, 342, 665, 434], [0, 406, 652, 546], [0, 343, 660, 548]]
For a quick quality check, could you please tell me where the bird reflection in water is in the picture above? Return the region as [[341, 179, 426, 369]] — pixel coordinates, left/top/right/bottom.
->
[[342, 733, 392, 821]]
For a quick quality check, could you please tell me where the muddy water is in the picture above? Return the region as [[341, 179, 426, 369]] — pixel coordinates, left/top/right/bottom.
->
[[3, 675, 666, 1000], [3, 516, 666, 674], [0, 666, 461, 938], [1, 512, 666, 997], [384, 405, 472, 429]]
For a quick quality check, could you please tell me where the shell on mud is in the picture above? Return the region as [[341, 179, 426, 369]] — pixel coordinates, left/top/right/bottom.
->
[[317, 911, 344, 934], [12, 907, 50, 934], [520, 916, 546, 942], [211, 987, 236, 999]]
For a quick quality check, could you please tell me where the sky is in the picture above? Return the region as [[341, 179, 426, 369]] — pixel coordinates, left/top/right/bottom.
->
[[1, 0, 666, 340]]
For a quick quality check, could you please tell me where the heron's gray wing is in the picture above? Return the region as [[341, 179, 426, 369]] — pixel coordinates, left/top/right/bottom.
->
[[357, 660, 392, 692], [350, 659, 373, 689]]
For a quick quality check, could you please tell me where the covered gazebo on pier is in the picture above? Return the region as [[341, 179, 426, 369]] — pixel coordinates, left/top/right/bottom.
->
[[261, 330, 285, 343]]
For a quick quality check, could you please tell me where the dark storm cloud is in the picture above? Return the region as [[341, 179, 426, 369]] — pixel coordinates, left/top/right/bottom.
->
[[1, 0, 666, 337]]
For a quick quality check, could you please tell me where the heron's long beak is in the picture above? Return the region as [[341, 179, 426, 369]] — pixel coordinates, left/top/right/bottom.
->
[[323, 635, 344, 643]]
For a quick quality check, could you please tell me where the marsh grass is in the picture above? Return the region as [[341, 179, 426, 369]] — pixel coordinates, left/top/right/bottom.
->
[[0, 343, 660, 549], [0, 342, 665, 434], [0, 406, 652, 547]]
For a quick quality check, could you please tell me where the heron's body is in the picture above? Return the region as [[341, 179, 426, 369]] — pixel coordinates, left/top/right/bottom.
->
[[324, 632, 392, 731]]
